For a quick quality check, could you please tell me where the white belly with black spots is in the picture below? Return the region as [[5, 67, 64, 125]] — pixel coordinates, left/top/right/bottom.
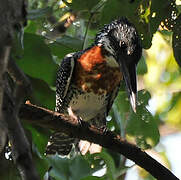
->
[[69, 92, 107, 121]]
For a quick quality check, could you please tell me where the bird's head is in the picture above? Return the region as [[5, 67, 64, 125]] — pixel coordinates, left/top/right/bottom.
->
[[95, 18, 142, 112]]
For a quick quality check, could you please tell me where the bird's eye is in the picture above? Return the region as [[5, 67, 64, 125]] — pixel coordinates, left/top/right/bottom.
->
[[120, 41, 127, 49]]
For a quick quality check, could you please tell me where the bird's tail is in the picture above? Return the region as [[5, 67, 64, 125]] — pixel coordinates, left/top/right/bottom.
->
[[45, 132, 76, 156], [45, 132, 102, 156], [45, 108, 105, 156]]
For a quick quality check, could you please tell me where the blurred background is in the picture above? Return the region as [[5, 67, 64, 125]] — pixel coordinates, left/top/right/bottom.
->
[[1, 0, 181, 180]]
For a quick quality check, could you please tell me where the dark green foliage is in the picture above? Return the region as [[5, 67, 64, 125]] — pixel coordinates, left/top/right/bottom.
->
[[3, 0, 181, 180], [173, 14, 181, 67]]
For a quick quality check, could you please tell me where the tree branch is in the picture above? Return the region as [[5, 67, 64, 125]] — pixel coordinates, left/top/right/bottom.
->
[[0, 46, 11, 153], [5, 59, 39, 180], [3, 91, 39, 180], [19, 102, 180, 180]]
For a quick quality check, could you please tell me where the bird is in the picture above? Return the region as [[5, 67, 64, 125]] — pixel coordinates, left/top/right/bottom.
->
[[45, 17, 142, 156]]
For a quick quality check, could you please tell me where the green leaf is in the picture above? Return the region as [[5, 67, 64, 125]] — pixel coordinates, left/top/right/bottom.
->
[[133, 19, 152, 49], [137, 55, 147, 75], [170, 93, 181, 110], [48, 155, 94, 180], [16, 33, 58, 86], [113, 90, 130, 121], [27, 7, 52, 20], [22, 123, 50, 179], [29, 77, 56, 110], [150, 0, 178, 36], [49, 42, 74, 62], [48, 155, 70, 180], [49, 35, 83, 63], [55, 35, 83, 51], [107, 109, 121, 135], [100, 0, 152, 48], [112, 89, 131, 136], [84, 152, 106, 174], [100, 0, 142, 26], [100, 0, 136, 25], [48, 36, 83, 63], [126, 91, 160, 149], [80, 176, 105, 180], [113, 90, 159, 148], [70, 0, 99, 12], [34, 155, 49, 179], [69, 156, 93, 180], [25, 124, 50, 156], [25, 20, 38, 34], [92, 150, 116, 180]]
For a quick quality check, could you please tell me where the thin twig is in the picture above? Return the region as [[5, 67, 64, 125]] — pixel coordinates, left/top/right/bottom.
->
[[7, 58, 32, 110], [82, 0, 107, 50], [82, 13, 94, 50]]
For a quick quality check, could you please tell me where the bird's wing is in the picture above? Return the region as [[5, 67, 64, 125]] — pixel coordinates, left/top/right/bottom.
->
[[46, 53, 78, 155], [55, 53, 76, 113]]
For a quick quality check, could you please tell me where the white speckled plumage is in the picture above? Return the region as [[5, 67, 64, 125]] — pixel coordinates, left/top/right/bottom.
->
[[46, 17, 142, 156]]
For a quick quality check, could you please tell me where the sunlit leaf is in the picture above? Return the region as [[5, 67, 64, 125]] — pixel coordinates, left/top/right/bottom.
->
[[150, 0, 178, 35], [100, 0, 152, 48], [25, 20, 38, 34], [137, 56, 147, 75], [166, 94, 181, 128]]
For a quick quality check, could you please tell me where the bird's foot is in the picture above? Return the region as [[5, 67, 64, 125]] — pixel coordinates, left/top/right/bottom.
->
[[101, 125, 108, 135], [79, 140, 102, 155], [67, 107, 82, 125]]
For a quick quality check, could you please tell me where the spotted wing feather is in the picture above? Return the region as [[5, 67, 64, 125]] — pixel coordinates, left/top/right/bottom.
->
[[46, 53, 76, 155], [55, 53, 75, 113]]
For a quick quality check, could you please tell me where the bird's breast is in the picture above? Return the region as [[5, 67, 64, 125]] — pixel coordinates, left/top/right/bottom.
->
[[74, 46, 122, 94], [69, 91, 107, 121]]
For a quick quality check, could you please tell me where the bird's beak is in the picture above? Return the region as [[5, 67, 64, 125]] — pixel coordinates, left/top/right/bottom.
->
[[119, 59, 137, 113]]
